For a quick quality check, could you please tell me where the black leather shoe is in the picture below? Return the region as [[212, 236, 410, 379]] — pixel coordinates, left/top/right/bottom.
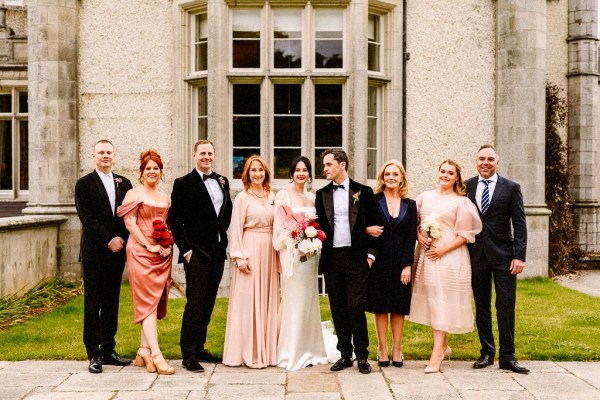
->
[[197, 349, 222, 363], [357, 359, 372, 374], [473, 354, 494, 369], [330, 357, 353, 371], [101, 351, 132, 366], [183, 357, 205, 372], [88, 355, 102, 373], [499, 359, 530, 374]]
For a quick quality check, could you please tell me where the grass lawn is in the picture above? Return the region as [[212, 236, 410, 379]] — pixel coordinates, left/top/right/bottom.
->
[[0, 277, 599, 361]]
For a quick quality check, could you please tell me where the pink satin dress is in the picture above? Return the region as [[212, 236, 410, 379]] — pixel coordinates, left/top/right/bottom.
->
[[117, 201, 172, 323]]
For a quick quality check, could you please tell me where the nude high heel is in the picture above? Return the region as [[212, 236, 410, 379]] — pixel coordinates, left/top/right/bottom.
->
[[134, 347, 156, 373], [443, 346, 452, 361], [152, 353, 175, 375], [424, 352, 444, 374]]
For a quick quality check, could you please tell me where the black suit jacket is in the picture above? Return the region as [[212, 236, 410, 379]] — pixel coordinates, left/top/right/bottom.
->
[[315, 179, 380, 273], [75, 171, 132, 262], [373, 193, 418, 268], [466, 175, 527, 265], [169, 169, 233, 263]]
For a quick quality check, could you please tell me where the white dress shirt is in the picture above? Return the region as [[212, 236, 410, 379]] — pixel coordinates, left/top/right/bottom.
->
[[197, 168, 224, 216], [332, 178, 352, 248], [96, 169, 115, 215], [475, 173, 498, 212]]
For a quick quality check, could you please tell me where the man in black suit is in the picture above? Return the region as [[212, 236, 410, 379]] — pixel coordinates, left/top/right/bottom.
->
[[466, 144, 529, 374], [315, 149, 379, 374], [169, 139, 233, 373], [75, 139, 133, 373]]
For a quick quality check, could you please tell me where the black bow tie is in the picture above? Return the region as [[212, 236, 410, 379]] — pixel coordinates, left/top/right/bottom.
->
[[332, 184, 344, 190], [203, 172, 217, 181]]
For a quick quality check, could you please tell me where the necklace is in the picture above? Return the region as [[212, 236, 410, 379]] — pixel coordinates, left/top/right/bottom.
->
[[249, 188, 267, 198]]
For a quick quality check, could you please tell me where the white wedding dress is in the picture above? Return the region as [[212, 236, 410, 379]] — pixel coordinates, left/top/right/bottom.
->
[[273, 191, 339, 371]]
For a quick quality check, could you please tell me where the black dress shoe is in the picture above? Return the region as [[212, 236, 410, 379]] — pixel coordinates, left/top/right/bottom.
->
[[499, 359, 530, 374], [101, 351, 133, 366], [357, 359, 372, 374], [88, 355, 102, 373], [473, 354, 494, 369], [197, 349, 222, 363], [183, 357, 205, 372], [330, 357, 353, 371]]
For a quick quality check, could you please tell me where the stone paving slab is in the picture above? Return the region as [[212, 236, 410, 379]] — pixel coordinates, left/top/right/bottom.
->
[[114, 390, 192, 400], [0, 362, 11, 371], [558, 361, 600, 390], [287, 372, 339, 392], [512, 371, 600, 399], [459, 389, 532, 400], [151, 374, 208, 390], [56, 372, 156, 391], [209, 371, 286, 385], [207, 384, 285, 400], [0, 387, 30, 400], [19, 392, 116, 400], [443, 369, 525, 391], [338, 371, 394, 400], [287, 393, 341, 400], [0, 372, 69, 387], [390, 382, 462, 400]]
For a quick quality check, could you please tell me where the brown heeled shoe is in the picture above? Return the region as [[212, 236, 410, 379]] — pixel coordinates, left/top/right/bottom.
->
[[134, 347, 156, 373], [152, 353, 175, 375]]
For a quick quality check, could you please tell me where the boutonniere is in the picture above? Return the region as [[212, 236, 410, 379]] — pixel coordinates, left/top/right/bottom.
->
[[218, 176, 226, 186], [353, 190, 361, 205], [114, 177, 122, 188]]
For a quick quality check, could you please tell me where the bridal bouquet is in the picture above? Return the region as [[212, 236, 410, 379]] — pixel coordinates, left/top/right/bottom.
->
[[278, 204, 326, 262], [151, 219, 175, 247], [421, 213, 441, 240]]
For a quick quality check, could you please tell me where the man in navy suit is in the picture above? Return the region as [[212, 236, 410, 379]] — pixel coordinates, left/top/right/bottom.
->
[[315, 149, 380, 374], [466, 144, 529, 374], [169, 140, 233, 373], [75, 139, 133, 373]]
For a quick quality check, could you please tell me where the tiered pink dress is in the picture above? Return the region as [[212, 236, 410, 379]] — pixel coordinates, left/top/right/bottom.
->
[[117, 201, 172, 323], [409, 190, 482, 333], [223, 190, 280, 368]]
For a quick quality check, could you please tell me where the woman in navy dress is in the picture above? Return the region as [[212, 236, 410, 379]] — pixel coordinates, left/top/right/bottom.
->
[[366, 160, 417, 367]]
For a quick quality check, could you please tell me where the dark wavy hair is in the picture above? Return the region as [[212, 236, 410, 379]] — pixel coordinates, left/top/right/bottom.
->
[[288, 156, 313, 183], [139, 149, 164, 184]]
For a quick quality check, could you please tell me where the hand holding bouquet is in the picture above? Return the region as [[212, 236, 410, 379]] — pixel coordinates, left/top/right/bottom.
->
[[151, 219, 175, 247], [421, 213, 441, 240], [278, 204, 326, 262]]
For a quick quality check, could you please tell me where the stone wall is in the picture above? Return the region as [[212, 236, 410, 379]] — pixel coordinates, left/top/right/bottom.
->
[[0, 215, 66, 297], [406, 0, 496, 196]]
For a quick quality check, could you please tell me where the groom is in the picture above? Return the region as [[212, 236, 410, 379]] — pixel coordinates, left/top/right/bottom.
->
[[466, 144, 529, 374], [315, 149, 379, 374], [169, 139, 233, 373]]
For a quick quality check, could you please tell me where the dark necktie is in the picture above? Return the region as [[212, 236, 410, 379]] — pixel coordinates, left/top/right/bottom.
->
[[203, 172, 217, 181], [481, 180, 492, 213], [332, 184, 344, 190]]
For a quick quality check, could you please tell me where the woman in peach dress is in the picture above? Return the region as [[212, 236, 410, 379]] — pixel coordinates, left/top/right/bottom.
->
[[223, 155, 280, 368], [117, 149, 175, 375], [409, 159, 482, 374]]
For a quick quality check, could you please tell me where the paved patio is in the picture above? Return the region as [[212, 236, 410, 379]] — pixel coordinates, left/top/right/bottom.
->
[[1, 360, 599, 400]]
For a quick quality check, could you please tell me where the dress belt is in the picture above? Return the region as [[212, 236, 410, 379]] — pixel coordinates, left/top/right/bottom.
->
[[244, 227, 272, 233]]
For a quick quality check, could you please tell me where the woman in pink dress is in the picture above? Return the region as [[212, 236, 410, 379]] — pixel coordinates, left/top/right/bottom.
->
[[409, 159, 482, 373], [117, 149, 175, 375], [223, 155, 280, 368]]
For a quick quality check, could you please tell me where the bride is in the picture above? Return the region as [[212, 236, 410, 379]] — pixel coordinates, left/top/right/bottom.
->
[[273, 156, 331, 371]]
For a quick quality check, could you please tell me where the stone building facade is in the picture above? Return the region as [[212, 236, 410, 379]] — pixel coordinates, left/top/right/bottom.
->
[[1, 0, 599, 289]]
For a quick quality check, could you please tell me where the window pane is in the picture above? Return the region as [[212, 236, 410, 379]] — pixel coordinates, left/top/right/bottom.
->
[[19, 120, 28, 190], [274, 84, 301, 114], [315, 117, 342, 146], [368, 118, 377, 147], [233, 84, 260, 114], [273, 9, 302, 69], [197, 86, 207, 140], [315, 9, 343, 69], [273, 148, 301, 179], [368, 14, 379, 42], [195, 15, 208, 71], [233, 9, 261, 68], [0, 94, 11, 113], [367, 149, 377, 180], [233, 149, 260, 179], [368, 15, 381, 72], [315, 85, 342, 114], [18, 92, 28, 114], [274, 117, 301, 146], [368, 43, 380, 71], [233, 117, 261, 146], [314, 149, 327, 179], [0, 120, 13, 189]]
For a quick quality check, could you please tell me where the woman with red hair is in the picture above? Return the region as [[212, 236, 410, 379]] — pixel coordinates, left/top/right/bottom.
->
[[117, 149, 175, 375]]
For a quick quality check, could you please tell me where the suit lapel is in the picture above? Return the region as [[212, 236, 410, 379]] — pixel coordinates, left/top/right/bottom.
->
[[398, 198, 408, 224], [214, 173, 230, 220], [349, 180, 359, 232], [192, 170, 219, 219], [489, 175, 505, 209], [377, 194, 392, 229], [323, 183, 335, 230]]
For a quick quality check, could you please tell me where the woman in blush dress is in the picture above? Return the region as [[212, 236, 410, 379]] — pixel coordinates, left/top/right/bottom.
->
[[117, 149, 175, 375], [366, 160, 417, 368], [273, 156, 329, 371], [409, 159, 482, 373], [223, 155, 280, 368]]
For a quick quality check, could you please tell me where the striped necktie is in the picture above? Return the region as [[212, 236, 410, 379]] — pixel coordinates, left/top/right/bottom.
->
[[481, 180, 491, 214]]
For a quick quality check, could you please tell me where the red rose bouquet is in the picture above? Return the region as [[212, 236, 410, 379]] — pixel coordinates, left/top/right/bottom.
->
[[278, 204, 326, 262], [151, 219, 175, 247]]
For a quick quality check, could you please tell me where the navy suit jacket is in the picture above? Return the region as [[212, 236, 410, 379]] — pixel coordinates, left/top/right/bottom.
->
[[315, 178, 380, 273], [466, 175, 527, 265], [75, 171, 132, 262], [169, 169, 233, 263]]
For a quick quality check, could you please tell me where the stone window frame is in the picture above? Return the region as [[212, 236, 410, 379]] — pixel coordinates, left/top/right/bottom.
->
[[0, 84, 28, 200]]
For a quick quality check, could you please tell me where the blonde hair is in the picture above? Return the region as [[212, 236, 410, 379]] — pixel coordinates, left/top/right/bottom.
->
[[438, 159, 466, 196], [374, 159, 409, 198], [241, 155, 271, 192]]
